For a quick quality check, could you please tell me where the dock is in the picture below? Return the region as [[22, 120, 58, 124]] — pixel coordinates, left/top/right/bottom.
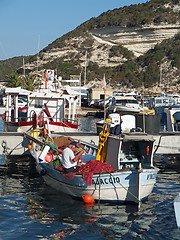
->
[[66, 107, 104, 118], [0, 131, 99, 156]]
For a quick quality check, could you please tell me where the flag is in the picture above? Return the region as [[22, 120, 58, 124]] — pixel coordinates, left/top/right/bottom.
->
[[102, 74, 106, 89]]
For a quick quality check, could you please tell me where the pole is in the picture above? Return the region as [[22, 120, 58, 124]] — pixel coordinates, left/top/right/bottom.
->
[[84, 51, 87, 86], [104, 88, 106, 121], [142, 83, 145, 133], [23, 57, 25, 76]]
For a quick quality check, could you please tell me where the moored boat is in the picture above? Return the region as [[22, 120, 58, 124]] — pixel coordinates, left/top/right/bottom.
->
[[107, 95, 146, 115], [26, 126, 159, 204], [3, 87, 78, 133], [174, 193, 180, 228]]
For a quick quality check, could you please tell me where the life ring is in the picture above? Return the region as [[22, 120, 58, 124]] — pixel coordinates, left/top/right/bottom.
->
[[38, 113, 44, 127]]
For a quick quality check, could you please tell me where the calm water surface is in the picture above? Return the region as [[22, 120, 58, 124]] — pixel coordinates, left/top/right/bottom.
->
[[0, 118, 180, 240]]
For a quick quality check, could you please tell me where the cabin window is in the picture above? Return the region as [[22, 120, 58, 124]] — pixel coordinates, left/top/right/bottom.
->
[[120, 141, 152, 169], [34, 99, 43, 108]]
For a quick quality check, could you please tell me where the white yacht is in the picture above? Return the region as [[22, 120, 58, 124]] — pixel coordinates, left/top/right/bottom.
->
[[108, 95, 146, 115]]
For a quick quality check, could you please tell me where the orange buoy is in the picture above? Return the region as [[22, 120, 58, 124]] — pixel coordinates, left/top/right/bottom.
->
[[28, 144, 33, 150], [82, 194, 95, 204]]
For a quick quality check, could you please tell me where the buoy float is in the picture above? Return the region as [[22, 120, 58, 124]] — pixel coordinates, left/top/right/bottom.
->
[[28, 144, 33, 150], [82, 194, 95, 204]]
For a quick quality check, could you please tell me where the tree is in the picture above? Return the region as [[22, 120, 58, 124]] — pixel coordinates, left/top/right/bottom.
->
[[7, 73, 21, 87], [19, 74, 39, 91]]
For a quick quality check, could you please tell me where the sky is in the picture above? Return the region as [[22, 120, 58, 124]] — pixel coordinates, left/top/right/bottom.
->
[[0, 0, 149, 61]]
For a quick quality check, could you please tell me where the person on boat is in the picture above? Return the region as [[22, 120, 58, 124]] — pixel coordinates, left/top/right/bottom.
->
[[61, 144, 84, 173]]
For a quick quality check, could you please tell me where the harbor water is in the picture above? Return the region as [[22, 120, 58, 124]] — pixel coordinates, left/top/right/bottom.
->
[[0, 118, 180, 240]]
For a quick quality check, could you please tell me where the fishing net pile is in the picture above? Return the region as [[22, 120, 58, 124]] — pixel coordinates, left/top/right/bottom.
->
[[77, 160, 114, 185], [57, 160, 114, 186]]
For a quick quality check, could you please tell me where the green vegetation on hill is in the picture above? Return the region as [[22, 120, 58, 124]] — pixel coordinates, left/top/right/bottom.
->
[[0, 56, 31, 82], [0, 0, 179, 89], [79, 0, 179, 29]]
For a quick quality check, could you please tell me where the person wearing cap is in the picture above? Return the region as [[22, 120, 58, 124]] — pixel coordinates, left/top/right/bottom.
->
[[61, 144, 84, 173]]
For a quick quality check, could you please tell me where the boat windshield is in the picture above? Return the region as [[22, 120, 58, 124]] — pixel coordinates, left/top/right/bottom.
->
[[116, 99, 138, 104]]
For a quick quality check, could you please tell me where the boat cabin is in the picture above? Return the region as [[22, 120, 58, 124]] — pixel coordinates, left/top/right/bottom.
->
[[105, 134, 154, 171], [163, 107, 180, 132], [3, 87, 78, 131]]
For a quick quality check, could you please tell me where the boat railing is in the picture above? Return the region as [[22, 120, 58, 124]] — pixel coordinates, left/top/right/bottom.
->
[[4, 111, 78, 126]]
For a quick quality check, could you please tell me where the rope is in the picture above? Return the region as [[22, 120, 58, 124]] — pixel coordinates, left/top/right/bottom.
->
[[98, 173, 101, 205], [108, 171, 143, 208]]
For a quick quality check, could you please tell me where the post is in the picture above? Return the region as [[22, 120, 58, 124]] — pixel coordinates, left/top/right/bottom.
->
[[104, 88, 106, 121], [84, 51, 87, 86], [14, 95, 18, 122], [142, 83, 145, 133], [45, 70, 47, 89], [102, 74, 106, 121]]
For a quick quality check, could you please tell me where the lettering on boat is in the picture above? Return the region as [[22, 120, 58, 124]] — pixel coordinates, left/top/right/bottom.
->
[[92, 177, 120, 185], [147, 174, 156, 180]]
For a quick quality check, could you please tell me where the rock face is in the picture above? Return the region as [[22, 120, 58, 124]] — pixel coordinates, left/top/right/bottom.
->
[[20, 2, 180, 94], [91, 24, 180, 57], [23, 23, 180, 72]]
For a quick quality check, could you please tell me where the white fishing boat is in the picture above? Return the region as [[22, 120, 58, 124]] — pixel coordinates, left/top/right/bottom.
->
[[26, 126, 159, 204], [174, 193, 180, 228], [2, 87, 78, 133]]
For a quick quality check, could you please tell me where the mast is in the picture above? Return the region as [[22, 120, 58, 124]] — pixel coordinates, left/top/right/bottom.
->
[[102, 74, 106, 121]]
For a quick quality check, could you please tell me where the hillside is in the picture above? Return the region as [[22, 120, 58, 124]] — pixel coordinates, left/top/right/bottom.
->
[[0, 0, 180, 94]]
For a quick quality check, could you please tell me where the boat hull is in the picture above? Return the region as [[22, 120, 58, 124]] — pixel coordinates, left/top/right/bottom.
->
[[39, 162, 158, 203], [4, 121, 78, 133], [174, 193, 180, 228]]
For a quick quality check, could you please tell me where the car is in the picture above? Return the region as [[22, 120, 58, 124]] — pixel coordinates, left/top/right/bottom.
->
[[94, 99, 105, 108], [81, 97, 88, 107], [17, 98, 27, 108], [99, 97, 112, 109], [88, 99, 99, 108], [3, 97, 27, 108]]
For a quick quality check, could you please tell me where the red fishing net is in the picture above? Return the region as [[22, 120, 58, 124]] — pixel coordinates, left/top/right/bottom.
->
[[56, 160, 114, 186], [78, 160, 114, 186]]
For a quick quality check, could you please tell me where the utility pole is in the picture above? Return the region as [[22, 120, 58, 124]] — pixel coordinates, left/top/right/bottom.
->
[[84, 51, 87, 86], [23, 57, 25, 76]]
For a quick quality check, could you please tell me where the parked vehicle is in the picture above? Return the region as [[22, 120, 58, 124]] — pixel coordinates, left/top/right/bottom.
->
[[88, 99, 99, 108], [99, 97, 112, 109], [94, 99, 104, 108], [3, 96, 27, 108], [81, 96, 88, 107]]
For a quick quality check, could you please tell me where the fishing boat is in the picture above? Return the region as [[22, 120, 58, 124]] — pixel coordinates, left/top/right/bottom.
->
[[174, 193, 180, 228], [25, 125, 159, 204], [3, 87, 78, 133]]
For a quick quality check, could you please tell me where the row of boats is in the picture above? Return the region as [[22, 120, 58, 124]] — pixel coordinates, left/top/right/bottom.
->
[[0, 86, 180, 228]]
